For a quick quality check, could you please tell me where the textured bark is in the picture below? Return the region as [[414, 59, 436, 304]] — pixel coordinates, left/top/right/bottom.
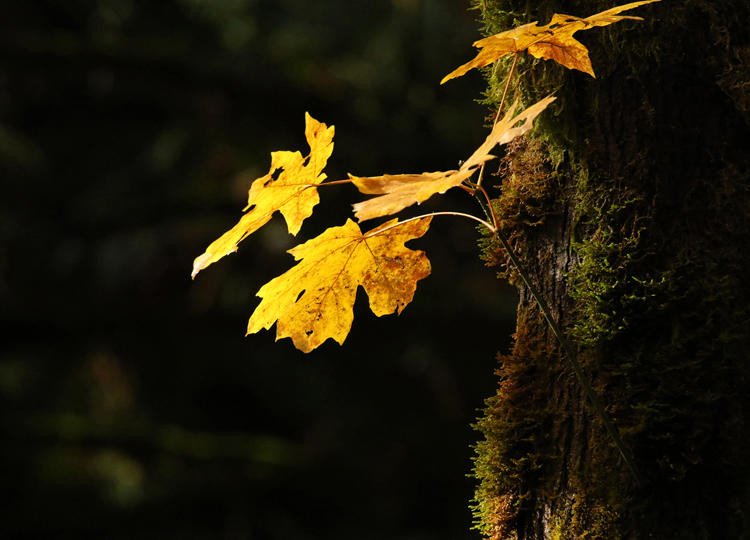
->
[[472, 1, 750, 538]]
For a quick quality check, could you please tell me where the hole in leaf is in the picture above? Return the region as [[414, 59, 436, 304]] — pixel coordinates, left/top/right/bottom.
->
[[270, 167, 283, 182]]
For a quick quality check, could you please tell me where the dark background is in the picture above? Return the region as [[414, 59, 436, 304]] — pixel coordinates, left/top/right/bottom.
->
[[0, 1, 518, 538]]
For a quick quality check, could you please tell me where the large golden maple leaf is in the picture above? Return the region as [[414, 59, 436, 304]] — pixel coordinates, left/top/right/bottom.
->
[[246, 217, 432, 352]]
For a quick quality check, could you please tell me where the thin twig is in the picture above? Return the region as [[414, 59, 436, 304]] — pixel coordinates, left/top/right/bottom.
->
[[494, 229, 642, 484]]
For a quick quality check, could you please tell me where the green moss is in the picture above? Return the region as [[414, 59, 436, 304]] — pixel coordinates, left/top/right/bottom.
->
[[471, 0, 750, 538], [548, 494, 621, 540], [479, 136, 561, 286], [470, 308, 559, 539], [566, 168, 661, 348]]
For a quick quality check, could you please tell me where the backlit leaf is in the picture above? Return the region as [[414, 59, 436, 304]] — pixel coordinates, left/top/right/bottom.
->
[[350, 169, 477, 223], [462, 95, 557, 170], [441, 0, 660, 83], [440, 22, 548, 84], [526, 22, 595, 77], [247, 217, 432, 353], [192, 113, 334, 278], [350, 95, 556, 222]]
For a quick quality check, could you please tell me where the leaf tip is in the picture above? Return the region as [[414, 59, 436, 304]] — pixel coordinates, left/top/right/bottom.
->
[[440, 70, 463, 85], [191, 253, 211, 280]]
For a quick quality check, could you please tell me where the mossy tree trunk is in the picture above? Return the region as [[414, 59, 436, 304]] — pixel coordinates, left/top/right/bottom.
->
[[472, 1, 750, 538]]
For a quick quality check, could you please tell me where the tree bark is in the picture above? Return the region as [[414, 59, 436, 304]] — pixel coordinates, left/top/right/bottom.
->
[[472, 1, 750, 538]]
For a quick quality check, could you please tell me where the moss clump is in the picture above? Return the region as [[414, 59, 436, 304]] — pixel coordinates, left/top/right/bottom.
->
[[566, 168, 659, 348], [470, 0, 750, 538], [471, 308, 559, 539], [547, 493, 621, 540], [479, 136, 561, 285]]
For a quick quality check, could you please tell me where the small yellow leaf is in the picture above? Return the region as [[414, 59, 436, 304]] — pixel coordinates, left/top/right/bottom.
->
[[441, 0, 660, 83], [462, 95, 556, 170], [192, 113, 334, 278], [350, 95, 555, 222], [350, 169, 476, 222], [247, 217, 432, 353], [440, 22, 545, 84]]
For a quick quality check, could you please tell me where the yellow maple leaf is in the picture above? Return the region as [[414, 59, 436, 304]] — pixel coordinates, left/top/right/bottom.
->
[[191, 112, 334, 278], [350, 95, 555, 222], [462, 95, 556, 170], [526, 18, 596, 77], [441, 22, 557, 83], [349, 169, 477, 223], [246, 217, 432, 353], [441, 0, 660, 83]]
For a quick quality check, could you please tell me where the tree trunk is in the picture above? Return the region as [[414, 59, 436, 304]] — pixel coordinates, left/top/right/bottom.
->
[[472, 1, 750, 538]]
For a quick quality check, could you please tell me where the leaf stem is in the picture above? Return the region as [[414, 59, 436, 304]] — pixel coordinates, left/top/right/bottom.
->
[[364, 211, 495, 238], [319, 178, 355, 186], [495, 52, 519, 124], [261, 179, 354, 189], [476, 184, 498, 231], [477, 52, 519, 189]]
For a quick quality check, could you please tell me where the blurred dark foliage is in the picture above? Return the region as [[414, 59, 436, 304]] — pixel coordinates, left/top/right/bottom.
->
[[0, 1, 517, 538]]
